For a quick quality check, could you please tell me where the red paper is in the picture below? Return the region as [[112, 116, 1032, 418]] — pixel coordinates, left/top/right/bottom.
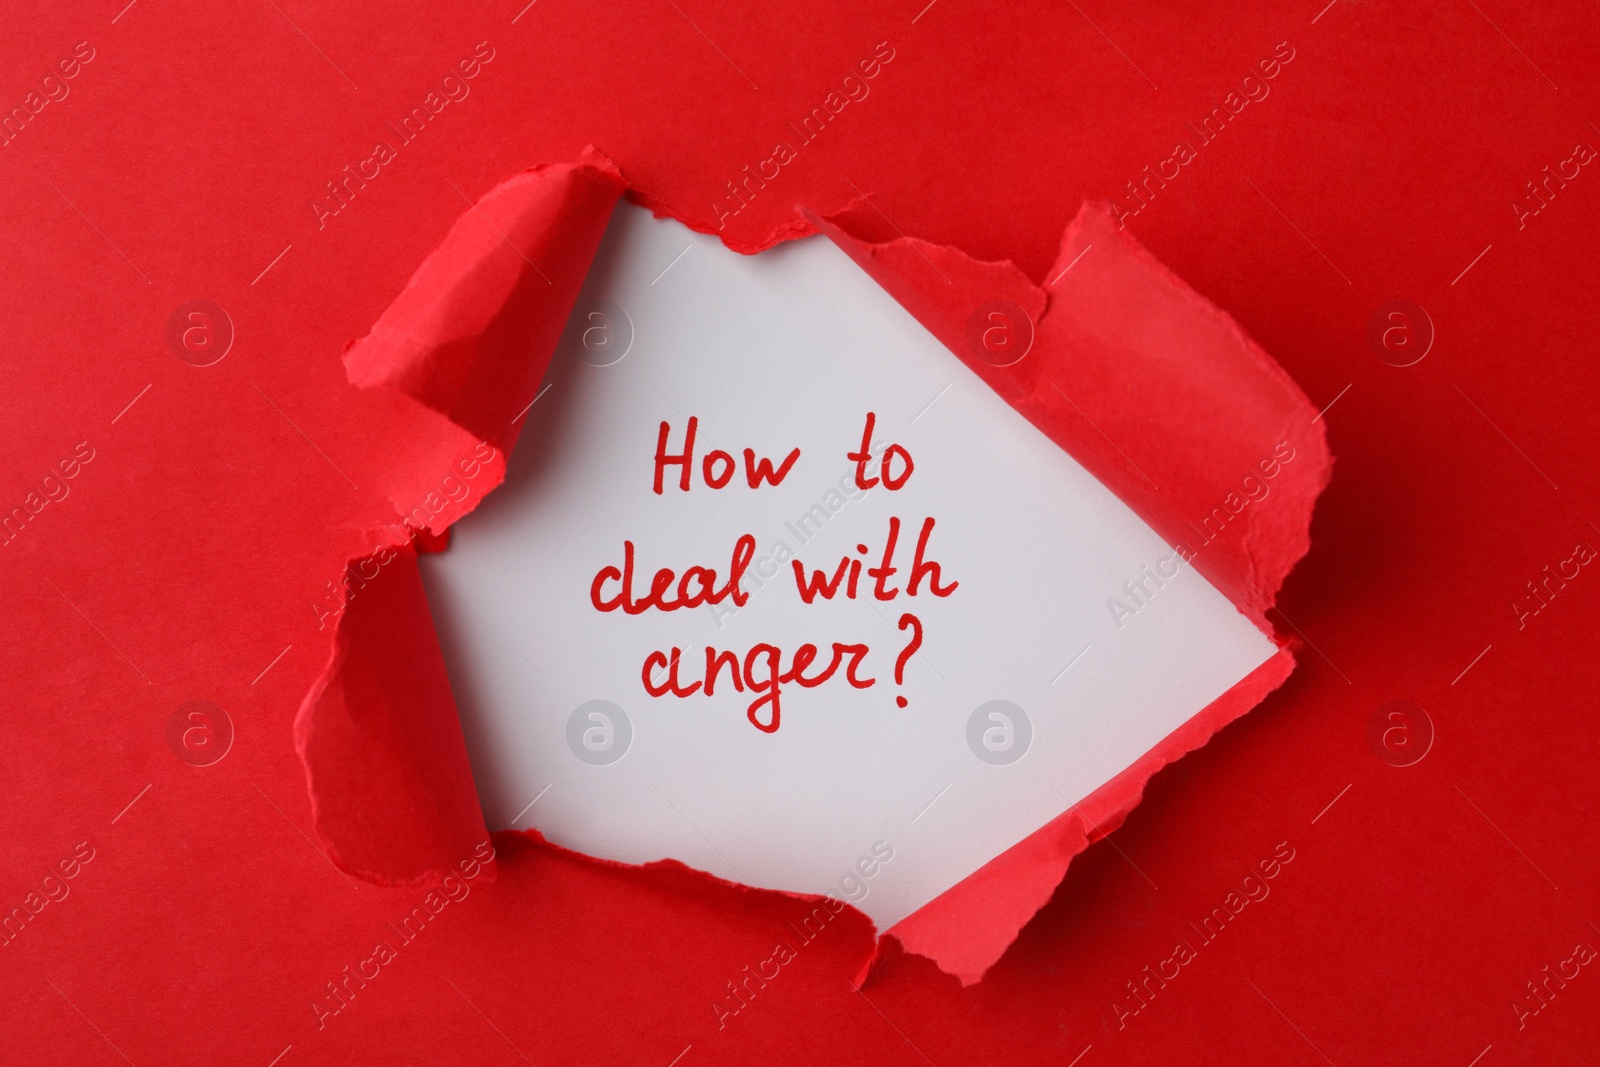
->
[[6, 3, 1594, 1062]]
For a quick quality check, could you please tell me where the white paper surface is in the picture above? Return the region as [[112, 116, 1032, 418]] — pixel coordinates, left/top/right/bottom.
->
[[419, 203, 1276, 929]]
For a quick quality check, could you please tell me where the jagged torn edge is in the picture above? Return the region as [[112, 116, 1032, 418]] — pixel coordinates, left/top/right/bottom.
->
[[293, 150, 1331, 986]]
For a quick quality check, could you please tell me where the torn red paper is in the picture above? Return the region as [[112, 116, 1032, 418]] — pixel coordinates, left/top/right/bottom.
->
[[298, 152, 625, 887], [803, 199, 1329, 981], [343, 150, 626, 458], [301, 156, 1329, 985], [809, 199, 1329, 634], [296, 546, 489, 887]]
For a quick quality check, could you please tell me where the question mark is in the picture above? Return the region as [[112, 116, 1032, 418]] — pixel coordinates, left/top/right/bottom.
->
[[894, 613, 922, 708]]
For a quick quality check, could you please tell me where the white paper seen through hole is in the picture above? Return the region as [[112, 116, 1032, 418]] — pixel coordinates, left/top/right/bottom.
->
[[419, 203, 1276, 929]]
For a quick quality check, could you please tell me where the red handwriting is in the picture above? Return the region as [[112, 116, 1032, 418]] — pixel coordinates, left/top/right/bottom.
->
[[849, 412, 913, 490], [643, 641, 875, 732], [592, 413, 959, 731], [591, 534, 756, 614], [654, 417, 802, 494], [791, 517, 958, 603]]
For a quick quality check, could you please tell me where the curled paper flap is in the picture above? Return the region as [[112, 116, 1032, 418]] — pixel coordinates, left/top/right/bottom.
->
[[343, 150, 626, 456], [296, 546, 491, 887], [302, 157, 624, 886], [808, 200, 1331, 635], [809, 200, 1329, 980]]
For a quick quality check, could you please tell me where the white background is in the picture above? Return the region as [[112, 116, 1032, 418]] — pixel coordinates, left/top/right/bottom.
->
[[419, 204, 1275, 929]]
